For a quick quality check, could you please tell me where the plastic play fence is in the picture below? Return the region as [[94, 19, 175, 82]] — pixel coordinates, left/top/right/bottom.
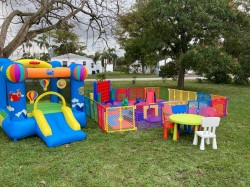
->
[[115, 87, 160, 102], [168, 89, 228, 117], [135, 102, 163, 130], [84, 96, 137, 133], [84, 87, 228, 133], [168, 89, 197, 101], [127, 87, 145, 101], [145, 87, 160, 99]]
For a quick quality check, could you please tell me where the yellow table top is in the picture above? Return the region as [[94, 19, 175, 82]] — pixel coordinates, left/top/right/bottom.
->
[[169, 114, 203, 125]]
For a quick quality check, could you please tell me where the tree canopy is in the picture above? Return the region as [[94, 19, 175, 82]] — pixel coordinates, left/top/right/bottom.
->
[[50, 24, 86, 56], [0, 0, 120, 58], [117, 0, 250, 88]]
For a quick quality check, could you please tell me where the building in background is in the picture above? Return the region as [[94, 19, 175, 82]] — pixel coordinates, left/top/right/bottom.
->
[[51, 53, 101, 74]]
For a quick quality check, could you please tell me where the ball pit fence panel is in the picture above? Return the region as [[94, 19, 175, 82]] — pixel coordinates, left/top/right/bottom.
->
[[84, 96, 98, 123], [127, 87, 145, 101], [116, 88, 128, 102], [135, 103, 163, 130], [145, 87, 160, 99], [84, 96, 137, 133], [168, 89, 228, 117], [168, 89, 197, 101], [105, 106, 136, 133]]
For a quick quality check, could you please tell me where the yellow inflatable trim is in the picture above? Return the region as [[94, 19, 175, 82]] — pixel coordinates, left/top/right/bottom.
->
[[61, 106, 81, 130], [32, 109, 52, 136], [15, 59, 52, 68], [34, 91, 66, 110]]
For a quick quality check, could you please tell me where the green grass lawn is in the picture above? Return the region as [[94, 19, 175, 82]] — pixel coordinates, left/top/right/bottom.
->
[[0, 80, 249, 186]]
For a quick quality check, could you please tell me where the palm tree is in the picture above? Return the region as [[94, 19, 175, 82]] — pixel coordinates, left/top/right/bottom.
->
[[93, 52, 101, 64], [34, 34, 49, 53], [24, 39, 33, 53], [100, 48, 117, 72], [21, 38, 34, 58]]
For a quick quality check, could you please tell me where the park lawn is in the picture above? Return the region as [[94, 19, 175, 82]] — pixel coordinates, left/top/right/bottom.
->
[[0, 80, 249, 186]]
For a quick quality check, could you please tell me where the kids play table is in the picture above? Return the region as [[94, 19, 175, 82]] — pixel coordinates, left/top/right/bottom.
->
[[169, 114, 203, 140]]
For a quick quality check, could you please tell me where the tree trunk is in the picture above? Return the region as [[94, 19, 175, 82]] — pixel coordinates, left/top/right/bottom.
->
[[177, 64, 185, 90], [141, 60, 145, 74]]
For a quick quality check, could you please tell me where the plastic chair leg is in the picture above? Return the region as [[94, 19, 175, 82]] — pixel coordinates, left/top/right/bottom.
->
[[188, 126, 193, 134], [193, 133, 198, 145], [200, 137, 205, 150], [184, 125, 188, 131], [178, 125, 181, 134], [212, 137, 217, 149], [177, 132, 180, 139], [206, 137, 210, 145], [163, 126, 168, 139]]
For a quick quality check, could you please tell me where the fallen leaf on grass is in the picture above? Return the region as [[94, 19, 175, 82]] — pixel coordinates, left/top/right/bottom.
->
[[39, 180, 46, 185]]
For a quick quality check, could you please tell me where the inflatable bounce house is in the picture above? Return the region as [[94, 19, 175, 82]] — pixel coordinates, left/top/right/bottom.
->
[[0, 58, 88, 147]]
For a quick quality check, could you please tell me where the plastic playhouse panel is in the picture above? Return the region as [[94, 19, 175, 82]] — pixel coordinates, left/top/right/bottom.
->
[[116, 88, 127, 101], [97, 81, 111, 103], [146, 87, 160, 99], [128, 87, 145, 101], [197, 92, 211, 101], [211, 98, 227, 117]]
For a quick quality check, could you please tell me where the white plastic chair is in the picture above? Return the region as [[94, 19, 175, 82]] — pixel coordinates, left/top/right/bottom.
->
[[193, 117, 220, 150]]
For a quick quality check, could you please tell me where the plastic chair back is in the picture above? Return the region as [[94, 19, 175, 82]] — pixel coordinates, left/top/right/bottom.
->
[[172, 104, 188, 114], [202, 117, 220, 135]]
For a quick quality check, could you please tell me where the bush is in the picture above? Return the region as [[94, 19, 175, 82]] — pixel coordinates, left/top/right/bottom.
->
[[207, 71, 232, 83], [159, 61, 178, 79], [233, 55, 250, 84], [96, 73, 106, 81], [118, 66, 130, 74]]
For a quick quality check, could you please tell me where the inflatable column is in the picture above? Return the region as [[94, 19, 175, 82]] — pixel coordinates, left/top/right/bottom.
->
[[3, 63, 28, 121], [50, 61, 63, 102], [69, 64, 88, 112], [0, 58, 10, 109]]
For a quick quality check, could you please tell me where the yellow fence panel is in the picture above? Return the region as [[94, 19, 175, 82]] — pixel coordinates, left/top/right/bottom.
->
[[168, 89, 197, 101]]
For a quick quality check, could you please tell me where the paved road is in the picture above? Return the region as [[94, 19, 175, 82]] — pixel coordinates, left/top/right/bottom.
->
[[85, 75, 204, 82]]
